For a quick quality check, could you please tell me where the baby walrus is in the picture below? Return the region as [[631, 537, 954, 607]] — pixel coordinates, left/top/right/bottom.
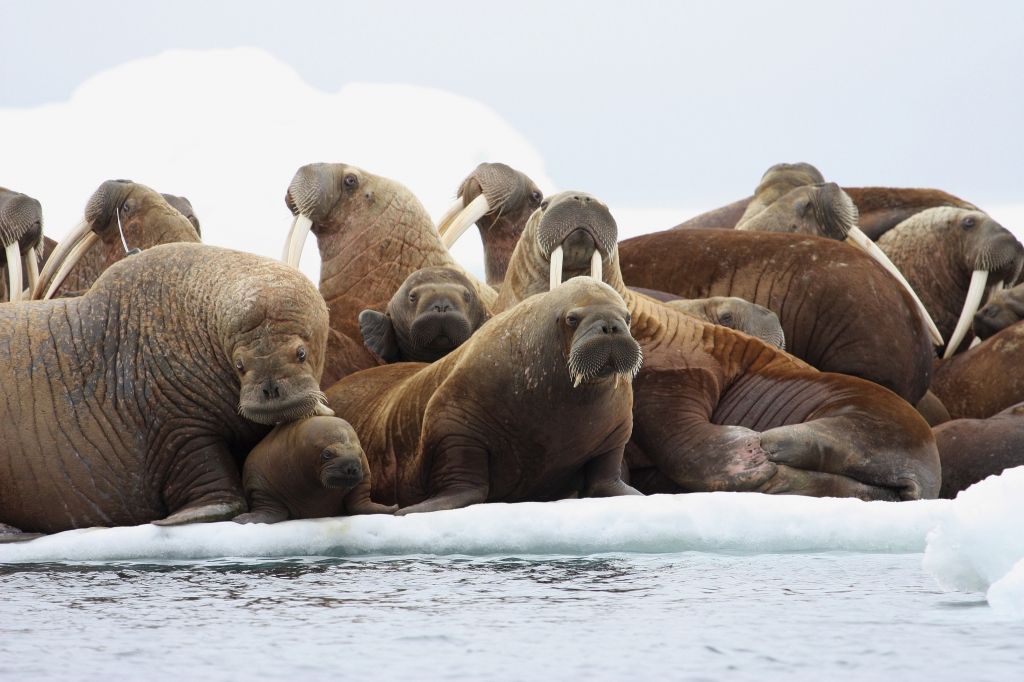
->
[[359, 266, 488, 363], [234, 416, 398, 524]]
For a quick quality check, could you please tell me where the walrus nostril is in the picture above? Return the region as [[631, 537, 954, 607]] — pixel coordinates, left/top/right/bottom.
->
[[260, 380, 282, 401]]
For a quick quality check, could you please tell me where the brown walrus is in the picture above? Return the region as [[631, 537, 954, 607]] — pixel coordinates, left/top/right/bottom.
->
[[33, 180, 201, 300], [234, 417, 398, 523], [0, 186, 44, 303], [931, 320, 1024, 420], [973, 282, 1024, 341], [877, 207, 1024, 358], [934, 402, 1024, 499], [359, 266, 489, 363], [325, 277, 643, 515], [0, 243, 331, 540], [161, 193, 201, 237], [436, 162, 544, 286], [280, 163, 498, 386], [495, 190, 940, 500]]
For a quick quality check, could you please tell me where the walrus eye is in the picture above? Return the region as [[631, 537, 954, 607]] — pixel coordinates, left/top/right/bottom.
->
[[962, 217, 976, 229], [122, 200, 131, 215], [463, 292, 471, 302], [409, 293, 417, 302], [344, 174, 358, 189], [321, 449, 332, 461], [719, 313, 734, 326], [297, 347, 306, 362], [566, 315, 579, 327], [531, 190, 542, 203], [235, 358, 244, 372]]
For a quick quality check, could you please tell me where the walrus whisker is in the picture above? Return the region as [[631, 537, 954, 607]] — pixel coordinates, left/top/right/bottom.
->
[[549, 245, 564, 291], [944, 269, 989, 359]]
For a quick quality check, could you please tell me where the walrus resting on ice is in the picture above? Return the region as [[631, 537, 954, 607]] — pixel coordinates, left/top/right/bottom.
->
[[0, 243, 330, 540], [234, 417, 398, 523], [359, 266, 489, 363], [325, 277, 643, 515], [934, 403, 1024, 498]]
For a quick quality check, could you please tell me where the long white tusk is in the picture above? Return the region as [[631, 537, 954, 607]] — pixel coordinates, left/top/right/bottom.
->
[[943, 269, 989, 360], [43, 232, 100, 300], [34, 218, 92, 299], [282, 214, 313, 269], [442, 194, 490, 249], [846, 226, 944, 346], [281, 215, 298, 262], [590, 249, 603, 281], [549, 245, 564, 291], [25, 245, 39, 295], [435, 197, 465, 237], [6, 242, 22, 303]]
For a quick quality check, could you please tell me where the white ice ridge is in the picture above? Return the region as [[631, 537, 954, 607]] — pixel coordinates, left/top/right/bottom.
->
[[923, 466, 1024, 617], [0, 492, 950, 564]]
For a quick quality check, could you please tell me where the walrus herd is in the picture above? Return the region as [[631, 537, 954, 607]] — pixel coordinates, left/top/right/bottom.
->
[[1, 160, 1023, 541]]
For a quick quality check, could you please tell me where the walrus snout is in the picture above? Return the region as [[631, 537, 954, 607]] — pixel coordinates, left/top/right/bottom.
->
[[969, 218, 1024, 282], [320, 452, 365, 489], [809, 183, 858, 241], [408, 310, 473, 350], [566, 304, 642, 387], [236, 340, 327, 425], [537, 193, 618, 259]]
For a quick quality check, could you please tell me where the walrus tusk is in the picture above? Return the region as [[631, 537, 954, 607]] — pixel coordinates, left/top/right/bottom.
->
[[846, 226, 944, 346], [282, 214, 314, 269], [442, 194, 490, 249], [549, 245, 564, 291], [590, 250, 603, 281], [969, 336, 982, 349], [435, 197, 465, 237], [943, 269, 989, 360], [34, 218, 92, 299], [43, 232, 100, 300], [25, 245, 39, 296], [6, 242, 22, 303], [313, 401, 335, 417]]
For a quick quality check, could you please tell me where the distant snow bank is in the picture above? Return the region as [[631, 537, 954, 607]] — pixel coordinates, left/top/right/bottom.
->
[[0, 492, 949, 564], [923, 466, 1024, 617]]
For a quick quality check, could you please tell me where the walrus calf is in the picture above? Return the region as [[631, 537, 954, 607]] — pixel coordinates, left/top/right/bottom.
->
[[359, 266, 488, 363], [234, 417, 398, 523], [0, 243, 330, 539], [326, 277, 643, 515]]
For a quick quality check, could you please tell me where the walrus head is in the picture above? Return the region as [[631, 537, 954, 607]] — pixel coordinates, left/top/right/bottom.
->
[[161, 194, 201, 238], [0, 187, 44, 303], [34, 180, 200, 300], [437, 163, 543, 285], [359, 266, 488, 363], [973, 283, 1024, 341], [737, 182, 858, 241], [305, 417, 367, 490], [546, 278, 642, 388], [533, 191, 618, 291], [666, 296, 787, 350]]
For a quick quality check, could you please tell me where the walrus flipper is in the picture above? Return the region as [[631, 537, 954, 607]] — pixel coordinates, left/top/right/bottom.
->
[[358, 310, 400, 362], [0, 523, 45, 543], [154, 501, 247, 526]]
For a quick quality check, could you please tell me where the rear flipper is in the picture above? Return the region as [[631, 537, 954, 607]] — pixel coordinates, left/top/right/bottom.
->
[[0, 523, 45, 543], [154, 501, 248, 526], [755, 464, 901, 500]]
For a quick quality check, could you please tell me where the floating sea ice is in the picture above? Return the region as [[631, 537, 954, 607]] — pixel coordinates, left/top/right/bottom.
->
[[988, 557, 1024, 617]]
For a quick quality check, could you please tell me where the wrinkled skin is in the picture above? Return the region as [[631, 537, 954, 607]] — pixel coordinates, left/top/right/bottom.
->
[[325, 278, 642, 515], [283, 163, 497, 386], [973, 283, 1024, 341], [618, 229, 933, 404], [441, 162, 543, 285], [49, 181, 201, 297], [233, 417, 397, 524], [933, 403, 1024, 499], [0, 187, 43, 303], [0, 243, 329, 538], [359, 266, 489, 363], [496, 191, 939, 500], [931, 321, 1024, 420], [878, 208, 1023, 356]]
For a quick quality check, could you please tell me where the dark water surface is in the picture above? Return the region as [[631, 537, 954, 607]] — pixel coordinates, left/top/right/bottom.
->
[[1, 552, 1020, 681]]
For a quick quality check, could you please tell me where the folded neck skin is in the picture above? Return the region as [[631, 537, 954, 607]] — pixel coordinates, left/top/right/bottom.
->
[[281, 163, 497, 342]]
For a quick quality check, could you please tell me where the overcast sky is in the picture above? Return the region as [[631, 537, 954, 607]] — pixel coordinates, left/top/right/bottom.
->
[[2, 0, 1022, 207]]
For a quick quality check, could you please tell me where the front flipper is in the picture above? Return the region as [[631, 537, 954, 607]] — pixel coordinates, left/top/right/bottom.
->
[[158, 441, 248, 526], [344, 471, 399, 516], [359, 310, 400, 362], [394, 487, 487, 516], [0, 523, 45, 543], [154, 501, 247, 526], [584, 446, 642, 497]]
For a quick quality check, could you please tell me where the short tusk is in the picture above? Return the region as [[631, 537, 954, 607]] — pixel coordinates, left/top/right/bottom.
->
[[6, 242, 22, 303], [43, 232, 100, 300], [590, 249, 603, 281], [549, 245, 564, 291], [25, 245, 39, 296], [34, 218, 92, 300], [943, 269, 988, 360], [282, 214, 313, 269], [442, 194, 490, 249], [969, 336, 982, 349], [313, 401, 335, 417], [435, 197, 465, 237], [846, 226, 944, 346]]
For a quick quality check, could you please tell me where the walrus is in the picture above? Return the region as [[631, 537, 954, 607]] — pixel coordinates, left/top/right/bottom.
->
[[325, 277, 643, 514], [931, 320, 1024, 420], [33, 180, 201, 300], [934, 403, 1024, 498], [877, 207, 1024, 358], [0, 243, 331, 540], [0, 186, 43, 303], [436, 162, 544, 286], [233, 417, 398, 523], [494, 190, 940, 500], [358, 266, 489, 363], [161, 193, 202, 237], [281, 163, 498, 386], [973, 283, 1024, 341], [734, 162, 826, 227]]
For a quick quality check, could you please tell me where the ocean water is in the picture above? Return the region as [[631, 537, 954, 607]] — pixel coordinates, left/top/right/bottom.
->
[[2, 552, 1021, 681]]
